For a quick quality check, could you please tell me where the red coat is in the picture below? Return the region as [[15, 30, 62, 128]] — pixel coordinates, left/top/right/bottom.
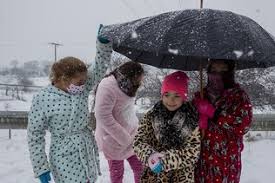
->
[[194, 84, 252, 183]]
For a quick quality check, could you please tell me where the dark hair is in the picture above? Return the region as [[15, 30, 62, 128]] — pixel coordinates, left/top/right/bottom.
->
[[94, 61, 144, 97], [207, 59, 236, 73], [50, 57, 87, 83], [207, 59, 236, 89], [116, 61, 144, 80]]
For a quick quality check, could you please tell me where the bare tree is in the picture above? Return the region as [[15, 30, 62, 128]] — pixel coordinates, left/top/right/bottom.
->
[[10, 60, 19, 68], [10, 60, 19, 75], [15, 69, 33, 92], [41, 61, 52, 76]]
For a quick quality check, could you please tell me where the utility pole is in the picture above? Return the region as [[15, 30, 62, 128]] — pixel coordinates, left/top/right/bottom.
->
[[49, 42, 62, 62]]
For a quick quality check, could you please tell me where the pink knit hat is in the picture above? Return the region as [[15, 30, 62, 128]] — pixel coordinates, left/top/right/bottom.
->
[[161, 71, 189, 101]]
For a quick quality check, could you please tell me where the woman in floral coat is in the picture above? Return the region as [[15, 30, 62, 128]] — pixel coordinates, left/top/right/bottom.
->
[[27, 31, 112, 183], [194, 59, 253, 183]]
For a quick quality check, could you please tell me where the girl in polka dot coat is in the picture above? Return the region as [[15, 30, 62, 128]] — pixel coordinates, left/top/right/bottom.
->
[[27, 39, 112, 183]]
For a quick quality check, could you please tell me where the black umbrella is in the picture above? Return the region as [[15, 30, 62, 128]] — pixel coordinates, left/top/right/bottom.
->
[[100, 9, 275, 71]]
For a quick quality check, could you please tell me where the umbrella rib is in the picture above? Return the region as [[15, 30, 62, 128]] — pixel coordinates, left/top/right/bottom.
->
[[159, 55, 166, 68]]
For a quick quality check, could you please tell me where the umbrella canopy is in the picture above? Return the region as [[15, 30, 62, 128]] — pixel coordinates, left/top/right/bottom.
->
[[101, 9, 275, 71]]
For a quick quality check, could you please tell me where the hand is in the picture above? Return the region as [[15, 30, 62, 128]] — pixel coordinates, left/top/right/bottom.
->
[[148, 152, 164, 174], [199, 114, 208, 129], [196, 99, 215, 118], [97, 24, 110, 44], [39, 171, 51, 183]]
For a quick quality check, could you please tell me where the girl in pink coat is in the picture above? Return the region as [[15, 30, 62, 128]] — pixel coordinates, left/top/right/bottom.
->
[[94, 61, 144, 183]]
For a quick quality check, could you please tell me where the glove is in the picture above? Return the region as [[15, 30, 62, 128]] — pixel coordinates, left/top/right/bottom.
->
[[97, 24, 110, 44], [196, 99, 215, 118], [39, 171, 51, 183], [199, 114, 209, 129], [148, 152, 164, 174], [151, 161, 163, 174]]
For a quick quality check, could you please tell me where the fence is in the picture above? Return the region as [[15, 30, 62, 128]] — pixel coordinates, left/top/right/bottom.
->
[[0, 111, 275, 138], [0, 84, 43, 101]]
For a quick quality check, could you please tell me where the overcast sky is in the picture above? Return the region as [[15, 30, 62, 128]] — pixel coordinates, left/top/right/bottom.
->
[[0, 0, 274, 66]]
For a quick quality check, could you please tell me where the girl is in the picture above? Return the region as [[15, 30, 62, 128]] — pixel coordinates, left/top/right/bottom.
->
[[133, 71, 202, 183], [27, 33, 112, 183], [194, 59, 252, 183], [94, 61, 144, 183]]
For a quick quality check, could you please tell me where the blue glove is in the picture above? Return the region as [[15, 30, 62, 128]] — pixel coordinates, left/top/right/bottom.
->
[[97, 24, 110, 44], [151, 161, 163, 174], [39, 171, 51, 183]]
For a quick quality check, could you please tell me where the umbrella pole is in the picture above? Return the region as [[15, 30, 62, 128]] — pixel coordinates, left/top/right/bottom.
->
[[198, 0, 206, 140], [199, 0, 205, 99], [199, 60, 206, 139], [200, 0, 203, 9], [199, 62, 204, 99]]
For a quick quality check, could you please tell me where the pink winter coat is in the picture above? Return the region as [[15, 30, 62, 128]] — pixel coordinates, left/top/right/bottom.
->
[[94, 75, 139, 160]]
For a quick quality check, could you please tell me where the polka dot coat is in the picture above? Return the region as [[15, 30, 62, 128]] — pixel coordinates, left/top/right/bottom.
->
[[27, 40, 112, 183]]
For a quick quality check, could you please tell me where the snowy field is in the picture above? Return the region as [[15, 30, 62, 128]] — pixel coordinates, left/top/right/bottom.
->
[[0, 130, 274, 183], [1, 76, 275, 182]]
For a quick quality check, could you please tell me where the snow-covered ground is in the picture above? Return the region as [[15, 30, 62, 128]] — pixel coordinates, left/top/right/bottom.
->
[[0, 130, 274, 183], [0, 130, 135, 183], [0, 76, 275, 183], [0, 76, 49, 111]]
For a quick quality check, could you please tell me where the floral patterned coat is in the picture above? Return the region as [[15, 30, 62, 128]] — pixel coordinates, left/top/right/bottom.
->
[[194, 84, 253, 183]]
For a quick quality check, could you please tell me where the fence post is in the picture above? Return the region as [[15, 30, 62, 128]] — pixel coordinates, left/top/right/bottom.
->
[[9, 127, 11, 139]]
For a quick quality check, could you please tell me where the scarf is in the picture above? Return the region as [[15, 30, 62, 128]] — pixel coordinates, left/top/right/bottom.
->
[[151, 101, 198, 149], [113, 70, 140, 97]]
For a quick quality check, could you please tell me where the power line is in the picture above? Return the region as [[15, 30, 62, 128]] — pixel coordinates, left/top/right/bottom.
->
[[143, 0, 155, 14], [157, 0, 166, 12], [178, 0, 182, 9], [120, 0, 140, 18]]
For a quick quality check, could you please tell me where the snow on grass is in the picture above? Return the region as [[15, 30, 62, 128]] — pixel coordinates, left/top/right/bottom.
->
[[0, 130, 274, 183], [0, 130, 134, 183]]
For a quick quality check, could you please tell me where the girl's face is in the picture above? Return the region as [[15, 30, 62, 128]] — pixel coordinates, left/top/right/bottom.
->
[[133, 74, 144, 87], [68, 72, 88, 86], [56, 71, 87, 91], [162, 91, 184, 111], [210, 61, 229, 73]]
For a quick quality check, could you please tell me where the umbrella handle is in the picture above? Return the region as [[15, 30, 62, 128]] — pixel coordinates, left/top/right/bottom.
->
[[199, 61, 204, 99], [199, 0, 204, 99], [201, 129, 206, 139], [199, 59, 205, 139]]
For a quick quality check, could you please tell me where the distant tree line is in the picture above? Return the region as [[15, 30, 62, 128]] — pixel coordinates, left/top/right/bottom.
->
[[0, 60, 52, 87], [109, 53, 275, 110], [0, 57, 274, 109]]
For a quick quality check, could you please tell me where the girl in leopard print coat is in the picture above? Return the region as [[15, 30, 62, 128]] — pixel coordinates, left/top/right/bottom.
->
[[133, 71, 201, 183]]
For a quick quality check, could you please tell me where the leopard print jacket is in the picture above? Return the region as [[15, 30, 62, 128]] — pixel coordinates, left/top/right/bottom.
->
[[133, 102, 201, 183]]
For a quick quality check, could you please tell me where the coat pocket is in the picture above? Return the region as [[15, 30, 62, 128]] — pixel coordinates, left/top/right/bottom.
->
[[101, 134, 125, 155]]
